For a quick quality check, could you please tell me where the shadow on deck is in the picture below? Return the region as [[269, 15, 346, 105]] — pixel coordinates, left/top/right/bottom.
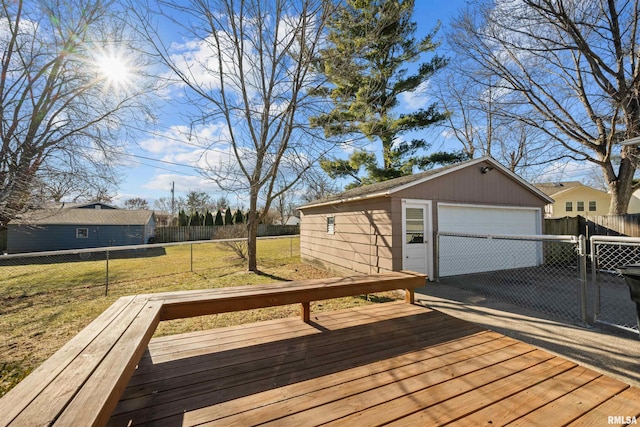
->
[[111, 302, 640, 426]]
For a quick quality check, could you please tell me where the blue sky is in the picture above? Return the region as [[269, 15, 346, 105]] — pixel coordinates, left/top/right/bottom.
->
[[113, 0, 471, 209]]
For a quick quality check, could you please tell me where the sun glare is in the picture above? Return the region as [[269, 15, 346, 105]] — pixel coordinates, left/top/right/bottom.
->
[[93, 49, 134, 91], [98, 55, 130, 81], [98, 55, 131, 83]]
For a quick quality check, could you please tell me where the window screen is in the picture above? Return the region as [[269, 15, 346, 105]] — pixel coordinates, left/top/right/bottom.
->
[[405, 208, 424, 244], [327, 217, 335, 234]]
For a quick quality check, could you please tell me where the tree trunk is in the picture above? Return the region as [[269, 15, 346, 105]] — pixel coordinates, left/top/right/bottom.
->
[[247, 218, 259, 272], [606, 151, 636, 214], [246, 187, 260, 272]]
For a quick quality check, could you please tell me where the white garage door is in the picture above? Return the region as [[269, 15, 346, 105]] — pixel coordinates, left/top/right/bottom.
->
[[438, 204, 542, 277]]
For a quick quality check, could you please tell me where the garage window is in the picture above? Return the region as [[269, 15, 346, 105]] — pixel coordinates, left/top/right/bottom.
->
[[405, 208, 424, 244], [327, 217, 335, 234], [577, 201, 584, 211], [589, 201, 596, 211], [76, 228, 89, 238], [565, 202, 573, 212]]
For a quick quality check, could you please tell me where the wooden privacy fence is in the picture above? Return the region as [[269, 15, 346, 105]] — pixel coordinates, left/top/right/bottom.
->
[[544, 216, 581, 236], [155, 224, 299, 243], [545, 214, 640, 238], [0, 227, 6, 253]]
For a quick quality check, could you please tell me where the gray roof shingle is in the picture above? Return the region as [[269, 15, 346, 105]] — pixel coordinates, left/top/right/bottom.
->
[[10, 208, 154, 226], [300, 161, 465, 208]]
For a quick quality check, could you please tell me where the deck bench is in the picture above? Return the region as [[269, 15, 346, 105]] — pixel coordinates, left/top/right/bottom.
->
[[0, 271, 425, 426]]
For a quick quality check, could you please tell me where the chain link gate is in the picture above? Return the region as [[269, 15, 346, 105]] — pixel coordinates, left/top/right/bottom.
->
[[436, 232, 587, 325], [590, 236, 640, 335]]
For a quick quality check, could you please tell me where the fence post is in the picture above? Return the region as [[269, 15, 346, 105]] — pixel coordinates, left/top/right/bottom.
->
[[578, 235, 588, 325], [105, 250, 110, 296], [591, 236, 601, 325], [434, 232, 440, 281]]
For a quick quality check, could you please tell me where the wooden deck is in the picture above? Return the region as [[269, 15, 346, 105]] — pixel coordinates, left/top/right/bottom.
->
[[0, 272, 424, 426], [110, 302, 640, 426]]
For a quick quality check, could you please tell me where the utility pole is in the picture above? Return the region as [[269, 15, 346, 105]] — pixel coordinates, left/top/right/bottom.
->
[[170, 181, 175, 218]]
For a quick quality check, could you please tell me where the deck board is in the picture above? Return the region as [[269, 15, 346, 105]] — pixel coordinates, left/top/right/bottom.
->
[[383, 357, 578, 426], [313, 348, 552, 427], [453, 365, 602, 426], [109, 301, 640, 426], [508, 375, 631, 427], [0, 296, 136, 426], [566, 387, 640, 426]]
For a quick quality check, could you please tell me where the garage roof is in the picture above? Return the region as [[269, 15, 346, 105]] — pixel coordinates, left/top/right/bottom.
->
[[299, 156, 553, 209], [10, 208, 154, 226]]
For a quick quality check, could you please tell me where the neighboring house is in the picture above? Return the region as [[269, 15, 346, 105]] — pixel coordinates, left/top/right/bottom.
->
[[153, 210, 174, 226], [7, 202, 156, 254], [626, 190, 640, 214], [534, 182, 611, 218], [283, 215, 300, 226], [298, 156, 552, 280]]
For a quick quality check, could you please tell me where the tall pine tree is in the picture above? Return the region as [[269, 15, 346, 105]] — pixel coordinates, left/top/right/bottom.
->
[[178, 209, 188, 226], [224, 208, 234, 225], [313, 0, 465, 188], [234, 209, 245, 224], [204, 211, 214, 226], [190, 211, 202, 226], [214, 209, 224, 226]]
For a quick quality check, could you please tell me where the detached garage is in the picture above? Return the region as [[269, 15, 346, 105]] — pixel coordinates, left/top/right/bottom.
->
[[298, 156, 553, 279]]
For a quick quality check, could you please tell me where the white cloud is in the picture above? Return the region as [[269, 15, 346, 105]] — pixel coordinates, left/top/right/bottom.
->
[[138, 122, 230, 163], [399, 81, 431, 110], [534, 160, 599, 184], [143, 173, 219, 193], [142, 172, 248, 208]]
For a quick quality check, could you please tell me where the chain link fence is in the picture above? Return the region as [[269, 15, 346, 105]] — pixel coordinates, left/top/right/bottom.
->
[[590, 236, 640, 335], [437, 233, 587, 325], [0, 236, 300, 298]]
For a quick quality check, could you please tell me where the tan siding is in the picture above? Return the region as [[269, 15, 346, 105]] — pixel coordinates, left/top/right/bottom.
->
[[549, 188, 611, 217], [300, 159, 547, 275], [394, 160, 546, 208], [390, 198, 404, 271], [303, 235, 395, 259], [299, 198, 394, 274]]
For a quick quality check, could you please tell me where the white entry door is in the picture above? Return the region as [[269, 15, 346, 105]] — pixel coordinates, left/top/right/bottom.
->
[[402, 201, 432, 277]]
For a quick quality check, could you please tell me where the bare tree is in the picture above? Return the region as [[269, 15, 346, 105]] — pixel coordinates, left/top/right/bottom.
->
[[123, 197, 150, 210], [142, 0, 333, 271], [433, 68, 555, 175], [184, 190, 214, 214], [299, 167, 338, 204], [273, 186, 296, 225], [154, 196, 173, 212], [449, 0, 640, 213], [29, 163, 119, 204], [0, 0, 153, 226], [215, 196, 230, 211]]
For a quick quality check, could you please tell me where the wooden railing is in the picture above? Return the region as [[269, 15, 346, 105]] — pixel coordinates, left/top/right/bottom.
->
[[0, 271, 426, 426]]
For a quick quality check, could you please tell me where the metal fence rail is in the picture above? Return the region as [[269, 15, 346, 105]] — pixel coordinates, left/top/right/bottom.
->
[[590, 236, 640, 335], [437, 232, 587, 325], [0, 235, 299, 297]]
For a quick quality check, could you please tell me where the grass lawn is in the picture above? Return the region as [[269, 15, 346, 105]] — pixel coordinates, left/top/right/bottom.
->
[[0, 237, 401, 397]]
